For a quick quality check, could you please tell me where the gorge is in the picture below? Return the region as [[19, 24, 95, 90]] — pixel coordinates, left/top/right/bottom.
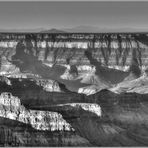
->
[[0, 32, 148, 146]]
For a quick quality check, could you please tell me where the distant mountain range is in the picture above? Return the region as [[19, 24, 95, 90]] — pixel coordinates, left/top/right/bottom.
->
[[61, 25, 148, 33], [0, 28, 45, 33], [40, 28, 66, 33], [0, 25, 148, 33]]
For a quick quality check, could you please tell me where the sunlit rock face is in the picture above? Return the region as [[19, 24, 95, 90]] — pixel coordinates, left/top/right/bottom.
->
[[78, 85, 102, 96], [0, 56, 20, 75], [0, 92, 72, 131], [58, 103, 101, 117], [77, 67, 111, 95], [36, 79, 61, 92], [0, 92, 102, 131], [0, 41, 18, 48], [60, 65, 75, 80], [110, 74, 148, 94], [108, 65, 129, 72], [36, 41, 88, 49]]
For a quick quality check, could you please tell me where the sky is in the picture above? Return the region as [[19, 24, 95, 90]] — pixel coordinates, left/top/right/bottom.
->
[[0, 1, 148, 30]]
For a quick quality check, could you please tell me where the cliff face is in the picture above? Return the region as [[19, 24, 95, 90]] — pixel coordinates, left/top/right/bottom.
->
[[0, 117, 91, 147], [0, 39, 146, 67], [0, 92, 72, 131]]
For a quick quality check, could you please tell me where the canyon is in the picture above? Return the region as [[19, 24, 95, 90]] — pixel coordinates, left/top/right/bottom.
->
[[0, 32, 148, 146]]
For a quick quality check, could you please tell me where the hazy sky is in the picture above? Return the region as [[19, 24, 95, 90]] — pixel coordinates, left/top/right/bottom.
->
[[0, 1, 148, 30]]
